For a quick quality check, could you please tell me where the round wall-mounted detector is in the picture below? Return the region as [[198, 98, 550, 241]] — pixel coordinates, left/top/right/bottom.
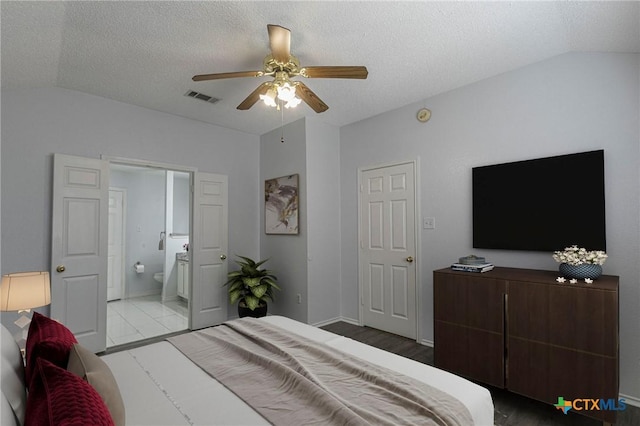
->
[[417, 108, 431, 123]]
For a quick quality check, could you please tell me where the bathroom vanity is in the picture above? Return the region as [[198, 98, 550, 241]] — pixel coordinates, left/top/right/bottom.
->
[[177, 253, 189, 299]]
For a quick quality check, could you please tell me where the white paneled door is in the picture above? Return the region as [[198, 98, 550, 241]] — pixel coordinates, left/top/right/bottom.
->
[[51, 154, 109, 353], [190, 172, 228, 330], [107, 189, 125, 301], [360, 162, 417, 339], [52, 156, 228, 351]]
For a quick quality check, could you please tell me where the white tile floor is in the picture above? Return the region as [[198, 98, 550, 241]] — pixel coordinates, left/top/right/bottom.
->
[[107, 295, 188, 347]]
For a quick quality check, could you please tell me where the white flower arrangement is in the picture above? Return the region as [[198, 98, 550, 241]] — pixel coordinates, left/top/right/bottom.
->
[[552, 245, 607, 266]]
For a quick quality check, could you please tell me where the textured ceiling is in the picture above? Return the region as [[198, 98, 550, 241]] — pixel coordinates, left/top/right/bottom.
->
[[2, 1, 639, 135]]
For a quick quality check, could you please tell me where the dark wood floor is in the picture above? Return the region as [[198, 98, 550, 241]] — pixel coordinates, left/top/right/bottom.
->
[[321, 321, 639, 426]]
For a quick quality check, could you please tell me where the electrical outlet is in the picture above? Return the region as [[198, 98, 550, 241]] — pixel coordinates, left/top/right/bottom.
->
[[423, 217, 435, 229], [296, 293, 302, 304]]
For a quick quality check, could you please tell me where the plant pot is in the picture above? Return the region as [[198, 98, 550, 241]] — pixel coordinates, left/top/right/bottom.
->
[[238, 301, 268, 318], [559, 263, 602, 280]]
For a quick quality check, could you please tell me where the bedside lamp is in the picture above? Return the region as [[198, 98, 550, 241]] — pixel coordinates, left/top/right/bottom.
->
[[0, 271, 51, 347]]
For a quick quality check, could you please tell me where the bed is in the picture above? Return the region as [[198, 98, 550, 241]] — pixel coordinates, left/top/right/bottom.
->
[[1, 315, 494, 425]]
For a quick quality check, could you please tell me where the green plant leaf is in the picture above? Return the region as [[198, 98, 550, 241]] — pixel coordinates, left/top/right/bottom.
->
[[229, 289, 242, 304], [254, 259, 269, 268], [245, 295, 260, 310], [263, 278, 281, 290], [251, 284, 268, 299], [240, 265, 255, 276], [237, 256, 257, 267], [227, 281, 243, 292], [243, 277, 261, 287]]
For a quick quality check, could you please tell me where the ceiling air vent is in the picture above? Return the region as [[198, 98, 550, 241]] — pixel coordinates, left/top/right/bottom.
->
[[184, 90, 221, 104]]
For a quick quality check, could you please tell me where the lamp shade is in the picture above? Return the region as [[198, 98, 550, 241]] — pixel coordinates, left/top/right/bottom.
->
[[0, 271, 51, 311]]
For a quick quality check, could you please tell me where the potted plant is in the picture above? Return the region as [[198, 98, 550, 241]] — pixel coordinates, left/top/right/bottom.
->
[[223, 255, 280, 318], [552, 245, 608, 281]]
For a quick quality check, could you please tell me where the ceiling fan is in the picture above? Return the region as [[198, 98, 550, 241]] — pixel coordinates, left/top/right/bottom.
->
[[192, 24, 368, 113]]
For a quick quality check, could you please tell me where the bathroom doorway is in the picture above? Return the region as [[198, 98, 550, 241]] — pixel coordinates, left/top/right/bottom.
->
[[106, 163, 191, 347], [51, 153, 228, 352]]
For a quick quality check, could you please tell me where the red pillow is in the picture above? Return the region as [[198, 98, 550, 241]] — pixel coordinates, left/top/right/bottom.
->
[[25, 312, 77, 385], [25, 358, 114, 426]]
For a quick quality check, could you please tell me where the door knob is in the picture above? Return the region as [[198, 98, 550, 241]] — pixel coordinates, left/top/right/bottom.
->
[[406, 256, 414, 263], [220, 254, 227, 260], [56, 265, 66, 273]]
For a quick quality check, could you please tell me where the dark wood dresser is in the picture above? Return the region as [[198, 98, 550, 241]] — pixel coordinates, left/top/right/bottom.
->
[[434, 266, 619, 423]]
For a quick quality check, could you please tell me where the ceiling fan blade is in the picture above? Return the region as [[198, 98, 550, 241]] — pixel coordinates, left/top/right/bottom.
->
[[301, 66, 368, 79], [267, 24, 291, 63], [295, 82, 329, 113], [192, 71, 262, 82], [237, 82, 272, 110]]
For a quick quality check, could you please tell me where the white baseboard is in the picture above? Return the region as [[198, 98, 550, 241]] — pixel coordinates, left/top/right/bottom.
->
[[420, 339, 434, 348], [337, 316, 360, 326], [311, 316, 360, 328], [124, 290, 162, 299], [620, 392, 640, 408]]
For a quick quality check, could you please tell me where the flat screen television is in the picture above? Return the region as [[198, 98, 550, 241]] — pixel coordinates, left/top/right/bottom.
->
[[472, 150, 606, 252]]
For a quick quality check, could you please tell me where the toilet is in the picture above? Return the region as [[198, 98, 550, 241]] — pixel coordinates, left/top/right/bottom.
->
[[153, 272, 164, 283]]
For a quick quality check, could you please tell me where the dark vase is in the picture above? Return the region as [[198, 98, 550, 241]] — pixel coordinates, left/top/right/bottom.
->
[[238, 301, 268, 318], [559, 263, 603, 280]]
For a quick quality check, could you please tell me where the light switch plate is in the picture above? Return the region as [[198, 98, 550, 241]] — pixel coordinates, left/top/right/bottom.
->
[[423, 217, 435, 229]]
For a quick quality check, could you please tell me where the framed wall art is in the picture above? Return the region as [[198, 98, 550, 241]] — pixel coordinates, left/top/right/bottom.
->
[[265, 174, 299, 235]]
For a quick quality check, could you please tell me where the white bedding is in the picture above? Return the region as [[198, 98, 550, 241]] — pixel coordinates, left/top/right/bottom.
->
[[101, 316, 494, 425]]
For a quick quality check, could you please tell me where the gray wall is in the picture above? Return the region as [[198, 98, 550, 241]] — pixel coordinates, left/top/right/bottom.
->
[[260, 119, 308, 322], [110, 168, 165, 298], [306, 118, 342, 325], [172, 172, 190, 235], [340, 52, 640, 401], [1, 87, 261, 322], [258, 117, 342, 325]]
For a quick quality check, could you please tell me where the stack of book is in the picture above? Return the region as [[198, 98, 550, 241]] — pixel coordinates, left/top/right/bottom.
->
[[450, 262, 494, 273], [451, 255, 494, 272]]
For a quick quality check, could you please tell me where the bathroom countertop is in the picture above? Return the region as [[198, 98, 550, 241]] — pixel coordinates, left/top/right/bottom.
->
[[176, 252, 189, 262]]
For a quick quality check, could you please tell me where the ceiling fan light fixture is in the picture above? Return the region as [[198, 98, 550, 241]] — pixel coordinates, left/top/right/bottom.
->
[[276, 82, 296, 102], [284, 97, 302, 109], [260, 86, 278, 107]]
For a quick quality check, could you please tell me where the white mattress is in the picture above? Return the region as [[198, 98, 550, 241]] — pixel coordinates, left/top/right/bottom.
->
[[101, 316, 494, 425]]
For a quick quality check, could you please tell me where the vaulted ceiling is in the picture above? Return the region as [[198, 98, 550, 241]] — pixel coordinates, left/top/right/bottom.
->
[[2, 1, 638, 135]]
